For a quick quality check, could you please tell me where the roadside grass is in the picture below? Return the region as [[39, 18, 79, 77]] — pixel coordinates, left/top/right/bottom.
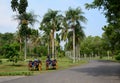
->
[[0, 57, 88, 76]]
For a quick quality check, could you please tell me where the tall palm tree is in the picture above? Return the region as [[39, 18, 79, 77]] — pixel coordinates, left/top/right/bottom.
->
[[40, 21, 52, 58], [65, 7, 87, 63], [14, 12, 38, 60], [40, 9, 63, 59]]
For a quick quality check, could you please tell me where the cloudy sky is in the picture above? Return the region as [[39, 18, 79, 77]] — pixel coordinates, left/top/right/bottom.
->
[[0, 0, 107, 36]]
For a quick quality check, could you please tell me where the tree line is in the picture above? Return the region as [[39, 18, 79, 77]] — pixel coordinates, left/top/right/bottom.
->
[[1, 0, 120, 63]]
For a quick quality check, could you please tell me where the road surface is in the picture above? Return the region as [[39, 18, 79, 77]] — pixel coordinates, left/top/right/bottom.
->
[[0, 60, 120, 83]]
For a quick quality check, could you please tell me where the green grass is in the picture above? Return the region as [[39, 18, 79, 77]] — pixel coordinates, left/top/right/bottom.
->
[[0, 57, 88, 76]]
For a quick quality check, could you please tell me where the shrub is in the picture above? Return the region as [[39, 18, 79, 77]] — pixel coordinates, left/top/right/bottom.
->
[[115, 53, 120, 60], [0, 60, 2, 64]]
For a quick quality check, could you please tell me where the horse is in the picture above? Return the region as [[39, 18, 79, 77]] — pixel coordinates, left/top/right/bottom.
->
[[28, 60, 33, 71]]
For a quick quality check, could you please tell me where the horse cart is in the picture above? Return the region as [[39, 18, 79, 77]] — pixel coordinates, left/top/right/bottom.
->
[[28, 60, 42, 71], [46, 59, 57, 70]]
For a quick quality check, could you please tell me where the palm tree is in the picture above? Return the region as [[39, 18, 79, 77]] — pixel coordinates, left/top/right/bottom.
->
[[65, 7, 87, 63], [40, 9, 63, 59], [14, 12, 38, 60], [40, 21, 52, 58]]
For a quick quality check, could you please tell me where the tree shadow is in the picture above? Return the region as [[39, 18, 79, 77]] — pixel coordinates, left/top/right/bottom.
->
[[70, 61, 120, 78], [6, 64, 25, 67]]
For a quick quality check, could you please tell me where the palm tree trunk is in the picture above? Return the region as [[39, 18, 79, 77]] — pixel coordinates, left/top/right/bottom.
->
[[107, 50, 110, 59], [52, 30, 55, 59], [24, 36, 27, 61], [48, 40, 50, 57], [73, 28, 75, 63], [77, 44, 80, 61], [19, 36, 22, 53]]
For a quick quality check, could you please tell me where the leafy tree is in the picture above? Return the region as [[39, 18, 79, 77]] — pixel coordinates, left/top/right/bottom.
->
[[85, 0, 120, 56], [2, 42, 20, 64], [80, 36, 103, 59], [102, 24, 120, 56]]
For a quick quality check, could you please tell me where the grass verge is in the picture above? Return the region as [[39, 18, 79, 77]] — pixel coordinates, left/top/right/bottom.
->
[[0, 57, 88, 76]]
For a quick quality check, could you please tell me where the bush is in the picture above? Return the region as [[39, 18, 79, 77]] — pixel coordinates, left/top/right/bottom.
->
[[115, 53, 120, 60], [0, 60, 2, 64]]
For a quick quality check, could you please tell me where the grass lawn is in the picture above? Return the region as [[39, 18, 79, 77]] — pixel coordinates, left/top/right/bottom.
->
[[0, 57, 88, 76]]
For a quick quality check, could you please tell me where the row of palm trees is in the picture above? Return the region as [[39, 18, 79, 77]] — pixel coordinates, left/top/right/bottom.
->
[[12, 6, 87, 62], [40, 7, 87, 62]]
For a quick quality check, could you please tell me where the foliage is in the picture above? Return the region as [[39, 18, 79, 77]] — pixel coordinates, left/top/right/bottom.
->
[[11, 0, 18, 12], [85, 0, 120, 56], [40, 9, 63, 58], [64, 7, 87, 62], [80, 36, 104, 57], [85, 0, 120, 23], [18, 0, 28, 14], [11, 0, 28, 14], [2, 42, 20, 64], [115, 53, 120, 60], [0, 60, 2, 64], [33, 46, 47, 57]]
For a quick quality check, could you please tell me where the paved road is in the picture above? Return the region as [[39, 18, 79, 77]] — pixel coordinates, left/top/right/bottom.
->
[[0, 60, 120, 83]]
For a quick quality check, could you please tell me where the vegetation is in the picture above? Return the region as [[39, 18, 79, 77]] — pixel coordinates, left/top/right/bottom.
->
[[0, 0, 120, 76], [0, 57, 87, 76], [85, 0, 120, 61]]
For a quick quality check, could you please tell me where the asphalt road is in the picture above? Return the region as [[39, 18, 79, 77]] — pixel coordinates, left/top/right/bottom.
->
[[0, 60, 120, 83]]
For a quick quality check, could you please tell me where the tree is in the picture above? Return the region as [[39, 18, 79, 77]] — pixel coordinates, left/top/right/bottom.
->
[[40, 9, 63, 59], [65, 7, 87, 63], [85, 0, 120, 56], [15, 12, 38, 60], [40, 22, 52, 57], [11, 0, 28, 60], [80, 36, 103, 59], [2, 42, 20, 65], [102, 24, 120, 56]]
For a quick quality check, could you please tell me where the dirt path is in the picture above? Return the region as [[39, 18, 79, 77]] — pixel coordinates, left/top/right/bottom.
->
[[0, 60, 120, 83]]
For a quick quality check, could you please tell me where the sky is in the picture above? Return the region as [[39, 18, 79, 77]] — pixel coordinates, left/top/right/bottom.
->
[[0, 0, 107, 37]]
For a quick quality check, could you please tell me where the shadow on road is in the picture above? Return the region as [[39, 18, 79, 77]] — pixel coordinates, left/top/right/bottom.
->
[[70, 60, 120, 77]]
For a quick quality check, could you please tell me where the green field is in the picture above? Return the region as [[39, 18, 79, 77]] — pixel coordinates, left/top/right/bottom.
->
[[0, 57, 87, 76]]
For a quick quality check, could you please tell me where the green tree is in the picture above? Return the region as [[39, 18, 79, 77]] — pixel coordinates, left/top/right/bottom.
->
[[2, 42, 20, 64], [40, 9, 63, 59], [11, 0, 28, 60], [85, 0, 120, 56], [13, 12, 38, 60], [65, 7, 87, 63], [40, 22, 52, 57]]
